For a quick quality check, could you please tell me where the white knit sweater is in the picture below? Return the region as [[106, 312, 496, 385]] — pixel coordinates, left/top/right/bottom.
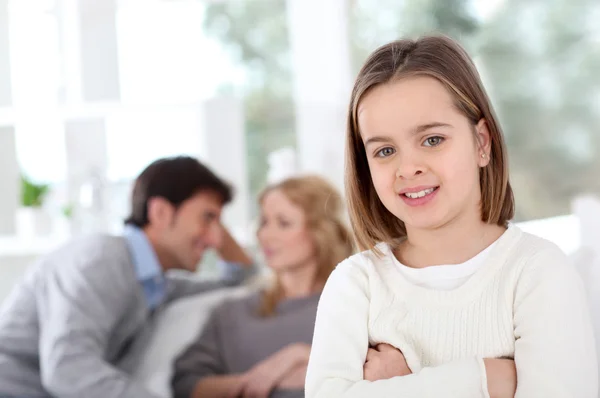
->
[[305, 225, 598, 397]]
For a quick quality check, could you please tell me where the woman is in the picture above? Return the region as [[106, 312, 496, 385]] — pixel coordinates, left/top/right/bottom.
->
[[171, 175, 354, 398]]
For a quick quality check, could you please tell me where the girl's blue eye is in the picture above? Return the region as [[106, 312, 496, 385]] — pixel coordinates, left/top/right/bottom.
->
[[423, 136, 444, 147], [375, 147, 395, 157]]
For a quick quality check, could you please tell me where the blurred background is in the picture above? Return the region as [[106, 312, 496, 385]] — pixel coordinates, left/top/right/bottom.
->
[[0, 0, 599, 301]]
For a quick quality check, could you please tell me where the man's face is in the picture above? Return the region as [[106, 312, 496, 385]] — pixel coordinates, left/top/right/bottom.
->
[[157, 191, 224, 272]]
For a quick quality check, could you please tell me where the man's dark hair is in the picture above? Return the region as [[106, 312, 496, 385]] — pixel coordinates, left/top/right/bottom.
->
[[124, 156, 233, 227]]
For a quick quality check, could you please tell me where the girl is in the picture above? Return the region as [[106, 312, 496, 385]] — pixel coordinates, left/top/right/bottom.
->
[[172, 175, 354, 398], [305, 35, 597, 398]]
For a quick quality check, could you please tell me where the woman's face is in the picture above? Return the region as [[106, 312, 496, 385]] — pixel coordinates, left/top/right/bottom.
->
[[257, 189, 317, 273]]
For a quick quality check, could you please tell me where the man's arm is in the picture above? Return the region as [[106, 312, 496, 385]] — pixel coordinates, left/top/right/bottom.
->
[[166, 226, 256, 301], [213, 225, 255, 286], [37, 243, 160, 398], [215, 226, 253, 266]]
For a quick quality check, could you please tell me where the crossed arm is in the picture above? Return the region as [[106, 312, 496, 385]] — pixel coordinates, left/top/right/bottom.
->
[[363, 343, 517, 398], [305, 251, 598, 398]]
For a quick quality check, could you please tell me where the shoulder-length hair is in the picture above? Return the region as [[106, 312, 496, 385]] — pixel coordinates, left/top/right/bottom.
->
[[346, 35, 514, 252], [258, 175, 355, 316]]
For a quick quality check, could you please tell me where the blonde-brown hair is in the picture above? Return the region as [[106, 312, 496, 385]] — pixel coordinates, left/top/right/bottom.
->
[[346, 35, 514, 252], [257, 175, 354, 316]]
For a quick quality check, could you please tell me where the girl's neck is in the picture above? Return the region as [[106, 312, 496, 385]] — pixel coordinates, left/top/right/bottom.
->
[[396, 215, 506, 269]]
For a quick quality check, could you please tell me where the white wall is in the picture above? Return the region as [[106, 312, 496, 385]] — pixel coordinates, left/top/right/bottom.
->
[[0, 0, 12, 107], [78, 0, 120, 101], [286, 0, 352, 193], [197, 96, 250, 243], [0, 126, 18, 236]]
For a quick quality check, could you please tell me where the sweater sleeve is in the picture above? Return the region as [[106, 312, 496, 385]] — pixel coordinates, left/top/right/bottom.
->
[[171, 307, 226, 398], [165, 260, 256, 303], [304, 259, 489, 398], [512, 244, 598, 397], [37, 249, 161, 398]]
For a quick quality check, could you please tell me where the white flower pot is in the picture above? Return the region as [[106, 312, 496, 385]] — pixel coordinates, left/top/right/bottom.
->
[[15, 207, 53, 239], [54, 215, 73, 239]]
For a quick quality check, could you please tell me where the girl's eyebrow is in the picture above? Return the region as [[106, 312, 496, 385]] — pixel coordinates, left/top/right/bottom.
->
[[364, 122, 453, 147], [413, 122, 453, 134], [364, 135, 393, 147]]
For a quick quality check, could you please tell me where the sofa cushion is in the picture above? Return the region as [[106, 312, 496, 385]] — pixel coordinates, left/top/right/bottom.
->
[[131, 286, 253, 397]]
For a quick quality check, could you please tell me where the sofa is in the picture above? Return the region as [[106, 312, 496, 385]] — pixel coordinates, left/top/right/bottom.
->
[[131, 197, 600, 397], [131, 285, 255, 397]]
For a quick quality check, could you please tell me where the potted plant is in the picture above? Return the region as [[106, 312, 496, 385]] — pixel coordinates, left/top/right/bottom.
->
[[15, 174, 52, 238], [54, 202, 75, 238]]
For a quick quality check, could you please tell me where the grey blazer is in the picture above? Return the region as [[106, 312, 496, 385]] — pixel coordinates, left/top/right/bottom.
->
[[0, 234, 252, 398]]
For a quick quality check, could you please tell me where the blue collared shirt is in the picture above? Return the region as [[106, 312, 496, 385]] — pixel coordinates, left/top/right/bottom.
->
[[123, 225, 167, 310]]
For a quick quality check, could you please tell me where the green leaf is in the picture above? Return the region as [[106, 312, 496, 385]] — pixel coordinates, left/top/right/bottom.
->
[[20, 174, 49, 208]]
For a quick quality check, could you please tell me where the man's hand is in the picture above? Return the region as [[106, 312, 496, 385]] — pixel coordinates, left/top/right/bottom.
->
[[215, 224, 253, 266], [363, 343, 412, 381], [237, 343, 310, 398], [484, 358, 517, 398]]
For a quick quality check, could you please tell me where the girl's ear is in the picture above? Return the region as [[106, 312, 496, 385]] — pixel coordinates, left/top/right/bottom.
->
[[475, 118, 491, 167]]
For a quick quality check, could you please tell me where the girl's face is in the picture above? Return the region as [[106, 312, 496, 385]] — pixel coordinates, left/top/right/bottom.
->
[[358, 76, 491, 233]]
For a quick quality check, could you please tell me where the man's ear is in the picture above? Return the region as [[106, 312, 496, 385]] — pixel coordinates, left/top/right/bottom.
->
[[146, 197, 174, 228]]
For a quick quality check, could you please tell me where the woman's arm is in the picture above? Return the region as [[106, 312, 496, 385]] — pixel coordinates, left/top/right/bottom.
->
[[189, 343, 310, 398], [511, 244, 598, 397], [305, 260, 490, 398], [236, 343, 311, 398], [171, 306, 233, 398], [172, 302, 311, 398], [190, 374, 245, 398], [279, 363, 308, 390]]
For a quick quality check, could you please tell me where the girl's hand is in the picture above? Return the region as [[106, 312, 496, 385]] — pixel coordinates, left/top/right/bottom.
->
[[484, 358, 517, 398], [363, 343, 412, 381]]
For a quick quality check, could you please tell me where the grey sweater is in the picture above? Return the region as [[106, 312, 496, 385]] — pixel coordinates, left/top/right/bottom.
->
[[172, 291, 321, 398], [0, 234, 250, 398]]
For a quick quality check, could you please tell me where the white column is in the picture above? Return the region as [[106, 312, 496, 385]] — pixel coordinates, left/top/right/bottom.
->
[[573, 195, 600, 259], [572, 195, 600, 386], [57, 0, 120, 102], [0, 1, 17, 235], [0, 126, 19, 235], [55, 0, 83, 104], [0, 0, 11, 107], [196, 96, 250, 244], [64, 117, 110, 234], [286, 0, 352, 193]]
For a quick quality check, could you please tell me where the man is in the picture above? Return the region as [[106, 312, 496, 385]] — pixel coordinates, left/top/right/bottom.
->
[[0, 156, 254, 398]]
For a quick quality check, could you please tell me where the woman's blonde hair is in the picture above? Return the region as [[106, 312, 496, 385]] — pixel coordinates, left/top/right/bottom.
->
[[346, 35, 515, 252], [257, 175, 354, 316]]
